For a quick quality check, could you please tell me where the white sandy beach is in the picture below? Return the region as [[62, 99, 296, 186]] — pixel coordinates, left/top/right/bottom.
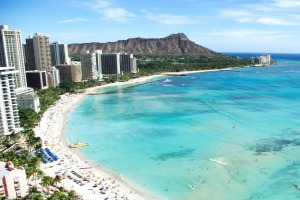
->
[[33, 69, 234, 200]]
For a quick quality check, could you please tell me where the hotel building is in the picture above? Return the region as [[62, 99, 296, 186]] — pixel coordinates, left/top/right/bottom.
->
[[0, 25, 40, 113], [50, 42, 71, 65], [79, 50, 137, 80], [16, 87, 40, 113], [0, 68, 20, 136], [55, 64, 82, 82], [98, 51, 137, 77], [47, 66, 60, 87], [0, 161, 28, 199], [25, 33, 52, 71], [0, 25, 27, 89], [259, 54, 271, 65], [80, 51, 99, 80], [26, 70, 48, 90], [24, 34, 62, 87]]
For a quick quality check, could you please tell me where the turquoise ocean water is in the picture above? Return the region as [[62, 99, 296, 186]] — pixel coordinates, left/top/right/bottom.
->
[[66, 54, 300, 200]]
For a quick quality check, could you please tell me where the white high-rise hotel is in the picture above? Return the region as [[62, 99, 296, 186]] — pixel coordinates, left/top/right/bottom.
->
[[0, 25, 24, 135], [0, 68, 20, 135], [0, 25, 27, 89]]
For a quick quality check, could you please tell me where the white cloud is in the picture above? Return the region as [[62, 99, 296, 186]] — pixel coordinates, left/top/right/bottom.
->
[[145, 12, 198, 25], [222, 10, 254, 23], [256, 17, 298, 26], [209, 29, 291, 40], [221, 8, 300, 26], [211, 30, 273, 38], [222, 10, 253, 17], [61, 0, 134, 23], [85, 0, 135, 23], [198, 29, 298, 53], [274, 0, 300, 8], [103, 8, 135, 23], [90, 0, 111, 10], [57, 18, 87, 24], [221, 0, 300, 26]]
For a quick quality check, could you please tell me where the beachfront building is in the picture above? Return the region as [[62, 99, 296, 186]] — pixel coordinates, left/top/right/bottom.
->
[[100, 51, 137, 77], [26, 70, 48, 90], [101, 52, 120, 76], [80, 51, 100, 80], [259, 54, 271, 65], [79, 50, 137, 79], [0, 161, 28, 199], [55, 64, 82, 82], [120, 54, 137, 74], [15, 87, 40, 113], [47, 66, 60, 87], [0, 68, 21, 136], [25, 33, 52, 71], [0, 25, 36, 123], [24, 33, 62, 88], [0, 25, 27, 89], [50, 42, 71, 65]]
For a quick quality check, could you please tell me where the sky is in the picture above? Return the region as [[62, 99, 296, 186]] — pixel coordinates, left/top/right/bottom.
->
[[1, 0, 300, 53]]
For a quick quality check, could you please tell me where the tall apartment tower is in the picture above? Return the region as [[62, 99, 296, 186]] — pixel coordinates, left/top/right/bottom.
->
[[50, 42, 70, 65], [25, 33, 52, 71], [0, 68, 21, 136], [120, 54, 137, 73], [100, 52, 137, 76], [80, 51, 100, 80], [0, 25, 27, 89]]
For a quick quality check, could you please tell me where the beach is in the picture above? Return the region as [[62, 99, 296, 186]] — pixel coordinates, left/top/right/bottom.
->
[[34, 75, 165, 200]]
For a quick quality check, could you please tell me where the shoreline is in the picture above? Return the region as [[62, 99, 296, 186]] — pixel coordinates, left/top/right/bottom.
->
[[33, 68, 234, 199]]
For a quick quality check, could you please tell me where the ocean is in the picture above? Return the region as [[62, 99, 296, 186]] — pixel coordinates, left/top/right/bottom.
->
[[66, 53, 300, 200]]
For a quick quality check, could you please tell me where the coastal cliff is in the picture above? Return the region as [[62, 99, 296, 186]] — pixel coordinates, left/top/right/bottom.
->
[[68, 33, 218, 55]]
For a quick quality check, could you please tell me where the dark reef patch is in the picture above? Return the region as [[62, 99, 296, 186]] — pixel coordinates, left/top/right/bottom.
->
[[151, 148, 195, 161], [249, 128, 300, 154]]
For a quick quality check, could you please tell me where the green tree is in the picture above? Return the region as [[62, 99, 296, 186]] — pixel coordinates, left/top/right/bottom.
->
[[41, 175, 54, 195], [25, 192, 44, 200], [24, 186, 44, 200], [18, 107, 41, 129], [59, 81, 76, 93], [47, 190, 67, 200], [30, 168, 44, 186], [52, 175, 62, 186], [67, 190, 77, 200]]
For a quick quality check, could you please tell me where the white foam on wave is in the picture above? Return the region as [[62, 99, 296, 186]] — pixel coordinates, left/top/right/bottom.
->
[[188, 185, 195, 190], [164, 79, 172, 83], [209, 157, 228, 166]]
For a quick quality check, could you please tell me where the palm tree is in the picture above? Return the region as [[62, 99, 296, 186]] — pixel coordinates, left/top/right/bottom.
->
[[52, 175, 62, 186], [41, 175, 53, 196], [24, 192, 44, 200], [9, 132, 20, 143], [25, 156, 42, 179], [67, 190, 78, 200], [32, 169, 45, 186], [28, 136, 41, 153], [22, 129, 35, 141], [47, 190, 67, 200], [28, 186, 39, 194]]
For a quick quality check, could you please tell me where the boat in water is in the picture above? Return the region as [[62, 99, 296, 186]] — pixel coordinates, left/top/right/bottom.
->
[[69, 141, 88, 148], [69, 129, 88, 148]]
